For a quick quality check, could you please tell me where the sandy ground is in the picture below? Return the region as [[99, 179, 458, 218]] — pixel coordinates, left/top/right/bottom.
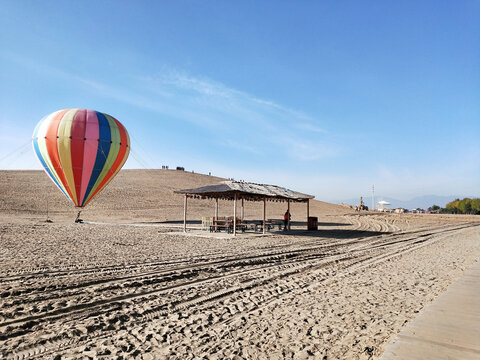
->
[[1, 170, 479, 359]]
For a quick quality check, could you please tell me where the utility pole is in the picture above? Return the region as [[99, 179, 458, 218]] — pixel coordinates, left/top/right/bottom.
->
[[372, 184, 375, 211]]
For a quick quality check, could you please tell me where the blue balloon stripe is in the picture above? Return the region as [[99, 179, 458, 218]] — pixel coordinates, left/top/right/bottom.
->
[[81, 112, 112, 206]]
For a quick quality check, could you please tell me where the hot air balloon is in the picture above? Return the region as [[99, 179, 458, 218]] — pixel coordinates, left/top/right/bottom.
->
[[32, 109, 130, 208]]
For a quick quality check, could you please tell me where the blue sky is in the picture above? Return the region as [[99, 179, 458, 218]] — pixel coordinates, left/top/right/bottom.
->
[[1, 0, 479, 202]]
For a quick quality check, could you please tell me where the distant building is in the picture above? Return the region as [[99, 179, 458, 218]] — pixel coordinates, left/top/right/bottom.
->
[[411, 208, 425, 214], [377, 200, 391, 212], [394, 208, 406, 214]]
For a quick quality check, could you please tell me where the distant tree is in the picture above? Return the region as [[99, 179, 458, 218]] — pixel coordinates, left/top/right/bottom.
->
[[428, 205, 440, 212], [445, 200, 459, 214], [471, 199, 480, 214], [458, 198, 472, 214], [444, 198, 480, 214]]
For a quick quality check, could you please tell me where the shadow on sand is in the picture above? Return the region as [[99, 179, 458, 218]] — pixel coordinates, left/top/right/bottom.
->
[[140, 220, 387, 239], [148, 220, 352, 227], [148, 220, 202, 225], [282, 229, 390, 239], [290, 221, 352, 227]]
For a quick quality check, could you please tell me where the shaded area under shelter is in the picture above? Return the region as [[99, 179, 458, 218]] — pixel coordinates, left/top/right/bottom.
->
[[175, 180, 315, 236]]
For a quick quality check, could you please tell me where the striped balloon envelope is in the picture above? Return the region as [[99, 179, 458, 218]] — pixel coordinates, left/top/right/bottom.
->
[[32, 109, 130, 207]]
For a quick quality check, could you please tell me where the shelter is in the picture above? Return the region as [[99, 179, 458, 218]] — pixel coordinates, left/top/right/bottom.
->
[[175, 180, 315, 236]]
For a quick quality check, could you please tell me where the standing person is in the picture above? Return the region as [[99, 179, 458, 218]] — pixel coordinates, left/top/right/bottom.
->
[[284, 210, 291, 231]]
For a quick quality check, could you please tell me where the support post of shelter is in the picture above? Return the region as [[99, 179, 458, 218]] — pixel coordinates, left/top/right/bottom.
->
[[183, 195, 187, 233], [241, 197, 244, 222], [233, 193, 237, 236], [287, 199, 290, 231], [306, 199, 309, 230], [263, 197, 266, 235], [215, 198, 218, 231]]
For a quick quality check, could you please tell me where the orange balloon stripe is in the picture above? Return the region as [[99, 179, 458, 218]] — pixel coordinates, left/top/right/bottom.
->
[[44, 109, 75, 202]]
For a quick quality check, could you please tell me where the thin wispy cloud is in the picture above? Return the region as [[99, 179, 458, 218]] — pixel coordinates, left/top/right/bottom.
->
[[160, 70, 314, 120], [132, 70, 339, 161], [138, 71, 291, 130]]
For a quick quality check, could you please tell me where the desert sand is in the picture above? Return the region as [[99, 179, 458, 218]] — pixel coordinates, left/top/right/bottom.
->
[[1, 170, 479, 359]]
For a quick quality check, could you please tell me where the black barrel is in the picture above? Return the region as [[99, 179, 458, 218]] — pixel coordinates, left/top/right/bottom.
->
[[307, 216, 318, 230]]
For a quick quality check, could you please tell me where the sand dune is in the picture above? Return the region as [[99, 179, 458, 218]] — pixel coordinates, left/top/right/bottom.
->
[[1, 170, 350, 223], [1, 170, 479, 359]]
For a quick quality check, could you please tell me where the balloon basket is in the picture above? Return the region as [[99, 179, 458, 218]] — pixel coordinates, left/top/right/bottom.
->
[[75, 210, 83, 224]]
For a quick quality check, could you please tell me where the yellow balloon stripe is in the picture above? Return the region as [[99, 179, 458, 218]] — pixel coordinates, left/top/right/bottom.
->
[[57, 109, 79, 206]]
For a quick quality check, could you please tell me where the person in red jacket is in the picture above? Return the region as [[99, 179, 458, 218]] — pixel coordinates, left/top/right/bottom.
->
[[283, 210, 291, 231]]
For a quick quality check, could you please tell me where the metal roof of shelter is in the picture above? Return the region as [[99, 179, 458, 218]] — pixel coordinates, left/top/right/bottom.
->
[[175, 180, 314, 202]]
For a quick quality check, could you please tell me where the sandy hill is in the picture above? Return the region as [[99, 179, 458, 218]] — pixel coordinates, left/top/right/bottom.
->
[[0, 170, 353, 223]]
